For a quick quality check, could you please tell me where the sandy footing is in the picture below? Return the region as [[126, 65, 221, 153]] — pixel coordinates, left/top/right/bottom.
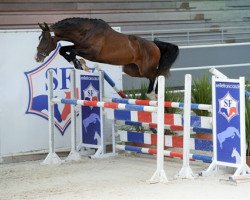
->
[[0, 154, 250, 200]]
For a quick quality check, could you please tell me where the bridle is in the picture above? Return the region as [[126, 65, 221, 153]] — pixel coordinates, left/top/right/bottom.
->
[[37, 31, 52, 57], [37, 51, 48, 57]]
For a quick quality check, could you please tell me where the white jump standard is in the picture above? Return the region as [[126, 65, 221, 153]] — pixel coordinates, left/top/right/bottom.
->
[[43, 67, 250, 183], [43, 69, 167, 183], [202, 69, 250, 180]]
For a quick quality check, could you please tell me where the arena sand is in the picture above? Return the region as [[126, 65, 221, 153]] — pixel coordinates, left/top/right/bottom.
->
[[0, 154, 250, 200]]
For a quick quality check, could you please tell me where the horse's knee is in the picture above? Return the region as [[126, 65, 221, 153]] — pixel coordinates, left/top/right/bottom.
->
[[59, 47, 66, 56]]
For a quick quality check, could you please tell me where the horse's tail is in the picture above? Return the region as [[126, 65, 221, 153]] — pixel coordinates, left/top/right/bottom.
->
[[153, 40, 179, 77]]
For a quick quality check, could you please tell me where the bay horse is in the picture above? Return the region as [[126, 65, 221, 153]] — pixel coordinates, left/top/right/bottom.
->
[[35, 18, 179, 98]]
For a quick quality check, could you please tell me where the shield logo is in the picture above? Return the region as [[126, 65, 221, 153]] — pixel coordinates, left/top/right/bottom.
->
[[218, 92, 239, 122], [83, 83, 99, 101], [25, 44, 74, 135]]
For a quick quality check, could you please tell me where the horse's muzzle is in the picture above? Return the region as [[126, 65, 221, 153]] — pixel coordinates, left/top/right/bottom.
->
[[34, 54, 44, 63]]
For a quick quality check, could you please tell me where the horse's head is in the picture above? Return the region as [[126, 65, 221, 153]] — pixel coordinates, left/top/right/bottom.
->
[[35, 22, 57, 63]]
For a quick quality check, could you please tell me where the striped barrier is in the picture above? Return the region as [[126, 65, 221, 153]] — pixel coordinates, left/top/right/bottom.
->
[[52, 98, 157, 112], [112, 98, 212, 111], [103, 71, 127, 98], [113, 110, 212, 129], [114, 113, 213, 164], [116, 145, 212, 163], [116, 120, 212, 134], [44, 69, 168, 183], [118, 130, 213, 152], [113, 74, 213, 179], [43, 66, 250, 182]]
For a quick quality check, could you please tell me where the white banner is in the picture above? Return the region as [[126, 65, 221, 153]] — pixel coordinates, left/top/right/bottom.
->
[[0, 29, 122, 156]]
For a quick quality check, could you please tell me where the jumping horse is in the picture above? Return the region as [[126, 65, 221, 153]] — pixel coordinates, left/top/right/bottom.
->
[[35, 18, 179, 98]]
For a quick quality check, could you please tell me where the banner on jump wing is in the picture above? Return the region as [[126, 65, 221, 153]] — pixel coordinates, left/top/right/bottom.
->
[[80, 73, 102, 147], [215, 80, 241, 165]]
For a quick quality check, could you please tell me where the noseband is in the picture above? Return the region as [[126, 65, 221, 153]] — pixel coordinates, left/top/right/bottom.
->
[[37, 51, 48, 57]]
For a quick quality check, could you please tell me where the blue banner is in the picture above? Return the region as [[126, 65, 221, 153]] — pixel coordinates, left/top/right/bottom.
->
[[80, 75, 101, 146], [215, 81, 241, 164]]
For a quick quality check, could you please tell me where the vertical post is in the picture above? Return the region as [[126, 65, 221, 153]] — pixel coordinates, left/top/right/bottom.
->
[[233, 76, 250, 177], [42, 69, 62, 165], [48, 70, 55, 155], [177, 74, 194, 179], [66, 69, 81, 161], [71, 69, 76, 152], [148, 75, 168, 183], [239, 77, 247, 170], [112, 119, 116, 154], [90, 71, 105, 158], [209, 68, 228, 79]]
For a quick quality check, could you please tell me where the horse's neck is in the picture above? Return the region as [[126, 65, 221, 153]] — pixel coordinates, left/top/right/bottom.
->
[[53, 28, 80, 43], [54, 35, 74, 43]]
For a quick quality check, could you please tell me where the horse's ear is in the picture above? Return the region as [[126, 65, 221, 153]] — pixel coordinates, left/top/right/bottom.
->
[[44, 22, 50, 31], [38, 23, 45, 31]]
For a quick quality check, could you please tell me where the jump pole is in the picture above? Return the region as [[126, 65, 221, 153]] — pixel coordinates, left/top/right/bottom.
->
[[65, 69, 81, 161], [42, 70, 63, 165]]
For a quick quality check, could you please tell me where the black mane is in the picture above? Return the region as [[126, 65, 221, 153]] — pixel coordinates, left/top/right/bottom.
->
[[51, 17, 109, 30]]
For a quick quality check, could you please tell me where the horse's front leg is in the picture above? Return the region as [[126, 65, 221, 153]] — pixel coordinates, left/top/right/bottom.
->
[[59, 45, 82, 69]]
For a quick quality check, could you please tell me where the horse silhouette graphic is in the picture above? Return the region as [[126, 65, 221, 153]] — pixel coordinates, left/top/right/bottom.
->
[[231, 148, 241, 164], [94, 131, 101, 145], [217, 127, 240, 149], [82, 113, 100, 132]]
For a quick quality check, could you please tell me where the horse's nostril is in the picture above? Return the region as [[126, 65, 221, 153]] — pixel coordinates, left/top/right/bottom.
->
[[34, 54, 39, 62]]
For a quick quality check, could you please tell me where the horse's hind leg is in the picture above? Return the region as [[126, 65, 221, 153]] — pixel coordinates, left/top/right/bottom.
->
[[147, 78, 155, 94], [124, 64, 159, 100], [146, 78, 158, 100]]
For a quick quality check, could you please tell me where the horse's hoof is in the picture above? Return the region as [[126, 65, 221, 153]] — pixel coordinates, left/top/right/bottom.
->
[[146, 92, 157, 100], [73, 59, 82, 69]]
